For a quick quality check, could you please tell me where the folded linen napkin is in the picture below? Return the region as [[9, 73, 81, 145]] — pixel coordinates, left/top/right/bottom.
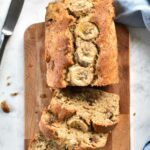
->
[[115, 0, 150, 32]]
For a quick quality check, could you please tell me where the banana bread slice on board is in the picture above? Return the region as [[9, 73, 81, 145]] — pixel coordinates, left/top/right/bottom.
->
[[49, 87, 120, 133], [39, 110, 108, 150], [45, 0, 119, 88]]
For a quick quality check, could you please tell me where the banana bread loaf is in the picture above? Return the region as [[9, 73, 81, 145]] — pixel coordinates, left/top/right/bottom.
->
[[49, 87, 120, 133], [45, 0, 119, 88], [39, 110, 108, 150]]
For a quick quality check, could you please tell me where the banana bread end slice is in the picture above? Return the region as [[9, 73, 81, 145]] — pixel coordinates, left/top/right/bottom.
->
[[39, 110, 108, 150], [49, 88, 120, 133]]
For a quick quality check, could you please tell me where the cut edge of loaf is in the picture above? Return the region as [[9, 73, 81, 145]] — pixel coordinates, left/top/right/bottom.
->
[[39, 110, 109, 150], [49, 87, 120, 133]]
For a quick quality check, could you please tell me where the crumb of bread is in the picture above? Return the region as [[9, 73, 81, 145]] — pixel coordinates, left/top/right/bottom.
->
[[7, 82, 11, 86], [10, 92, 18, 96], [1, 101, 10, 113], [133, 113, 136, 116]]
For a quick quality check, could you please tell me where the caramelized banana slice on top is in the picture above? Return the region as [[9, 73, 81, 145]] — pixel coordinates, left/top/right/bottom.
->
[[75, 22, 99, 40], [68, 65, 94, 86], [75, 38, 98, 66], [65, 0, 93, 16]]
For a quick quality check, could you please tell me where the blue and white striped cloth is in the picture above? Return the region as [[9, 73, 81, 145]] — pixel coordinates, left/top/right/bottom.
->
[[115, 0, 150, 32], [143, 137, 150, 150]]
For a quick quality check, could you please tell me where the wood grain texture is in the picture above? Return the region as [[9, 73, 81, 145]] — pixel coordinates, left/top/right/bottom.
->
[[24, 23, 130, 150]]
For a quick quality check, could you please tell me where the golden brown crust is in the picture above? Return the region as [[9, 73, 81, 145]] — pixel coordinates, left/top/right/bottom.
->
[[94, 118, 119, 133], [92, 123, 116, 133], [91, 0, 119, 86], [39, 119, 55, 140], [49, 98, 76, 121], [45, 2, 75, 88], [28, 133, 45, 150]]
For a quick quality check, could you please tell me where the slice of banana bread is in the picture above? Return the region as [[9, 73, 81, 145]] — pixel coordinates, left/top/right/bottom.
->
[[28, 133, 63, 150], [49, 87, 120, 133], [39, 110, 108, 150], [45, 0, 119, 88]]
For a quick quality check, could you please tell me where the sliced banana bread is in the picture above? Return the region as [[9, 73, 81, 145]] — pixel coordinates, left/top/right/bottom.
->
[[39, 110, 108, 150], [45, 0, 119, 88], [49, 87, 120, 133]]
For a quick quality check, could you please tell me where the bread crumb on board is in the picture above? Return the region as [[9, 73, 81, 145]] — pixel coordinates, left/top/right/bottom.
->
[[0, 101, 10, 113], [10, 92, 18, 96]]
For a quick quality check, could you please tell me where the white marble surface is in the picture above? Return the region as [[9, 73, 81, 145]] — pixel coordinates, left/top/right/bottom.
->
[[0, 0, 150, 150]]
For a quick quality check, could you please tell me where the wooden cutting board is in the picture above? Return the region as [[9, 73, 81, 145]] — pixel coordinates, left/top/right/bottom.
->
[[24, 23, 130, 150]]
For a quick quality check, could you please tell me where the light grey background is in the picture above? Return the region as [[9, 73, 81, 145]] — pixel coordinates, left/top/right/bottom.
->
[[0, 0, 150, 150]]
